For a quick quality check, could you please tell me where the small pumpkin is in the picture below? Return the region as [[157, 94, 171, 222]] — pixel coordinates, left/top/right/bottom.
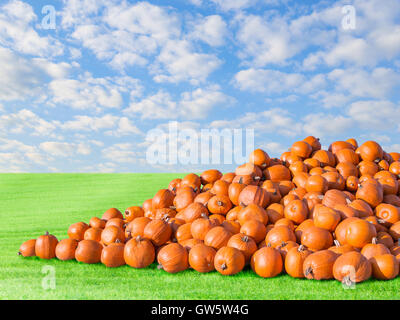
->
[[265, 226, 296, 248], [181, 173, 201, 191], [168, 178, 182, 194], [277, 240, 299, 261], [291, 141, 312, 159], [175, 223, 193, 243], [157, 243, 189, 273], [301, 226, 333, 251], [238, 204, 268, 225], [221, 220, 241, 234], [284, 199, 308, 225], [125, 217, 151, 239], [322, 171, 345, 190], [124, 206, 144, 222], [211, 180, 230, 197], [285, 245, 312, 278], [305, 175, 328, 194], [264, 165, 291, 182], [358, 141, 383, 162], [18, 239, 36, 257], [102, 208, 123, 221], [221, 172, 236, 184], [303, 136, 321, 152], [214, 246, 245, 276], [251, 246, 283, 278], [238, 185, 269, 208], [191, 217, 215, 240], [312, 204, 340, 232], [55, 239, 78, 261], [143, 219, 172, 246], [345, 219, 377, 249], [375, 203, 400, 226], [249, 149, 270, 168], [179, 202, 209, 223], [370, 254, 399, 280], [89, 217, 106, 229], [101, 225, 125, 245], [75, 240, 103, 264], [228, 183, 247, 206], [266, 203, 285, 224], [312, 150, 336, 167], [240, 220, 267, 244], [275, 218, 295, 231], [84, 227, 103, 242], [35, 231, 58, 259], [333, 251, 371, 283], [376, 231, 394, 248], [328, 240, 356, 255], [124, 236, 155, 268], [101, 241, 125, 268], [322, 189, 351, 208], [188, 244, 216, 273], [105, 218, 125, 230], [227, 234, 257, 263], [67, 222, 89, 241], [360, 237, 390, 260], [200, 169, 223, 185], [295, 219, 314, 242], [180, 238, 203, 251], [194, 191, 214, 206], [152, 189, 175, 211], [335, 149, 359, 166], [303, 250, 338, 280], [204, 226, 232, 250], [346, 176, 359, 192]]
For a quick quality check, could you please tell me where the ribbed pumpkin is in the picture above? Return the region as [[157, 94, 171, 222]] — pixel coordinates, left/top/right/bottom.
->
[[345, 219, 377, 249], [75, 240, 102, 264], [358, 141, 383, 162], [328, 240, 355, 255], [84, 227, 103, 242], [157, 243, 189, 273], [178, 202, 209, 223], [249, 149, 270, 168], [375, 203, 400, 226], [101, 241, 125, 268], [55, 239, 78, 261], [227, 234, 257, 263], [101, 225, 125, 245], [35, 231, 58, 259], [194, 191, 214, 206], [102, 208, 123, 221], [143, 219, 172, 246], [89, 217, 106, 229], [175, 223, 193, 243], [67, 222, 89, 241], [105, 218, 125, 230], [264, 165, 291, 182], [301, 226, 333, 251], [291, 141, 312, 159], [277, 240, 299, 261], [356, 181, 383, 208], [168, 178, 182, 194], [251, 246, 283, 278], [303, 250, 338, 280], [361, 237, 390, 260], [305, 175, 328, 194], [18, 239, 36, 257], [370, 254, 399, 280], [238, 185, 269, 208], [214, 246, 245, 275], [295, 219, 314, 242], [333, 251, 371, 283], [221, 220, 241, 234], [124, 236, 155, 268], [181, 173, 201, 191], [284, 245, 311, 278], [221, 172, 236, 184], [284, 199, 308, 225], [204, 226, 232, 250], [152, 189, 175, 211], [211, 180, 230, 197], [228, 183, 247, 206], [240, 220, 267, 243], [322, 189, 350, 208], [191, 217, 215, 240], [188, 244, 216, 273], [124, 206, 144, 222], [125, 217, 151, 239], [265, 226, 296, 248], [266, 203, 285, 224], [336, 149, 359, 165], [312, 150, 336, 167], [238, 204, 269, 226], [173, 188, 196, 212], [207, 195, 232, 215], [312, 204, 340, 232], [200, 169, 222, 185]]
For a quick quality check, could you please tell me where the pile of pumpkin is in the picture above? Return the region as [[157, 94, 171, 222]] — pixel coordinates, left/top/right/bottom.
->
[[19, 137, 400, 283]]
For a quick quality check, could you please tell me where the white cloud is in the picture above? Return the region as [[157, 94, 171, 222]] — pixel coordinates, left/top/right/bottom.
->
[[189, 15, 228, 47], [0, 109, 57, 136], [48, 75, 142, 110], [302, 113, 354, 138], [152, 39, 221, 84], [0, 0, 63, 57], [39, 141, 91, 157], [0, 48, 71, 101], [125, 86, 232, 120], [211, 0, 256, 11], [102, 143, 142, 163], [348, 100, 400, 130], [233, 68, 304, 93]]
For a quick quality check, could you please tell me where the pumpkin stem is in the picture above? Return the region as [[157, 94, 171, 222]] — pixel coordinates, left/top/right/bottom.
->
[[298, 245, 305, 252], [18, 251, 22, 256], [45, 231, 49, 236], [221, 263, 227, 271], [157, 264, 163, 270], [242, 235, 249, 242], [238, 177, 243, 184], [266, 242, 272, 248], [304, 266, 313, 277], [254, 176, 261, 180], [169, 206, 176, 210], [217, 201, 223, 206], [372, 237, 377, 244], [377, 219, 386, 224], [280, 241, 287, 248], [334, 240, 341, 247], [115, 239, 121, 244], [135, 235, 142, 242], [201, 213, 209, 219], [346, 198, 351, 204]]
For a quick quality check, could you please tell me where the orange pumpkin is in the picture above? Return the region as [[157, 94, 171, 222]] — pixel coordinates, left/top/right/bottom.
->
[[214, 246, 245, 275], [251, 246, 283, 278], [303, 250, 338, 280], [333, 251, 371, 283], [284, 199, 308, 225], [35, 231, 58, 259], [370, 254, 399, 280], [157, 243, 189, 273], [188, 244, 216, 273], [55, 239, 78, 261], [301, 226, 333, 251]]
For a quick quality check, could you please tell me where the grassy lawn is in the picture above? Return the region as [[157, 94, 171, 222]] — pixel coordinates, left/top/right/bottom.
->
[[1, 173, 399, 300]]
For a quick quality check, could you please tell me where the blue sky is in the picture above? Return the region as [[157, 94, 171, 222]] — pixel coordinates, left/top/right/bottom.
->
[[0, 0, 399, 172]]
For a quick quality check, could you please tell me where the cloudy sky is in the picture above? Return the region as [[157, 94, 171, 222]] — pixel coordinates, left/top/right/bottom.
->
[[0, 0, 399, 173]]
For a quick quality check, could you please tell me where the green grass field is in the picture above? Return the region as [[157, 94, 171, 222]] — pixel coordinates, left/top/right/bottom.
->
[[1, 173, 399, 300]]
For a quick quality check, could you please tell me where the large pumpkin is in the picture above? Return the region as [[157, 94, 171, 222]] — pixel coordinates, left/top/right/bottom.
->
[[157, 243, 189, 273], [35, 231, 58, 259], [238, 185, 270, 208], [333, 251, 371, 283], [251, 246, 283, 278], [214, 246, 245, 275], [303, 250, 338, 280], [124, 236, 155, 268], [188, 244, 216, 273], [75, 240, 102, 264]]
